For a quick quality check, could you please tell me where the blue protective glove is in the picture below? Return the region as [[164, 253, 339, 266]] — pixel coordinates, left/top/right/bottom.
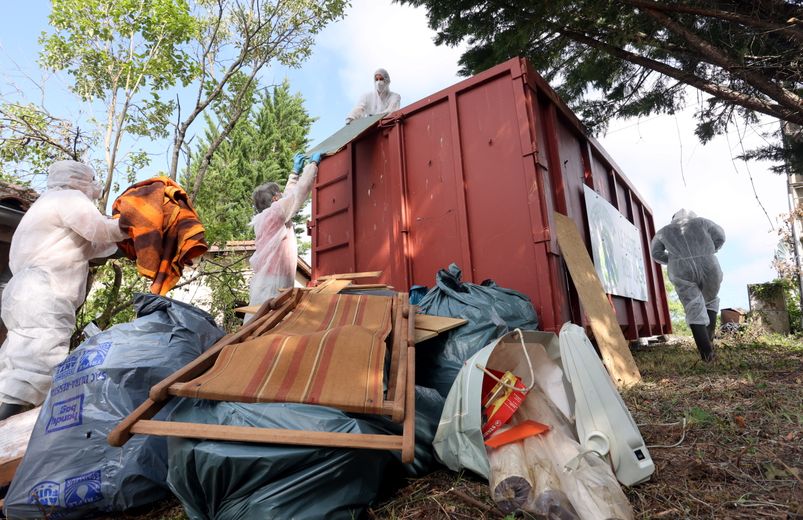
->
[[292, 152, 307, 174], [310, 152, 323, 166]]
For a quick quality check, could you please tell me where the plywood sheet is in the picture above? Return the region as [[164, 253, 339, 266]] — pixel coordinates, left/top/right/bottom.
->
[[553, 212, 641, 387], [414, 314, 468, 333]]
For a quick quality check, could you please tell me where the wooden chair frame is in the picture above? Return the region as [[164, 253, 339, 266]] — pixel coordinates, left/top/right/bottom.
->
[[108, 288, 417, 463]]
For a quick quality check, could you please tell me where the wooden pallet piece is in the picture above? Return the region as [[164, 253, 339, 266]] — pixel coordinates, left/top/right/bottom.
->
[[553, 211, 641, 387]]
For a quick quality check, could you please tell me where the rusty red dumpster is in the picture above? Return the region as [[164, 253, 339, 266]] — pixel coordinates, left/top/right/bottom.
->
[[310, 57, 670, 339]]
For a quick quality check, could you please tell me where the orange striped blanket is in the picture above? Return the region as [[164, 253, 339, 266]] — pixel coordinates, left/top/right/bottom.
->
[[175, 292, 393, 414], [112, 177, 207, 295]]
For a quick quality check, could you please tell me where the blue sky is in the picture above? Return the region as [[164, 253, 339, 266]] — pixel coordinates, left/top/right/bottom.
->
[[0, 0, 791, 311]]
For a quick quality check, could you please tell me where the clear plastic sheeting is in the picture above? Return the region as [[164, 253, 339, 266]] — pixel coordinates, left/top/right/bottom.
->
[[416, 263, 540, 397], [166, 386, 445, 520], [3, 295, 224, 519]]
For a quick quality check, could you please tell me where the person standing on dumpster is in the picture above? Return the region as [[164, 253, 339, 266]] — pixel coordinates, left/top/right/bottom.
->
[[0, 160, 126, 421], [650, 209, 725, 362], [246, 152, 321, 320], [344, 68, 401, 125]]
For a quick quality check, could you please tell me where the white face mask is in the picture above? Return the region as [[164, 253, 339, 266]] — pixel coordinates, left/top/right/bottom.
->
[[375, 79, 388, 94]]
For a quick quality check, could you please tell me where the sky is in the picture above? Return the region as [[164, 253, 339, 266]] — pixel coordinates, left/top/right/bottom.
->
[[0, 0, 792, 311]]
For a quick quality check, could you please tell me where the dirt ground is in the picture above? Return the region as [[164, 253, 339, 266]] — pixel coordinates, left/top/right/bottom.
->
[[33, 332, 803, 520]]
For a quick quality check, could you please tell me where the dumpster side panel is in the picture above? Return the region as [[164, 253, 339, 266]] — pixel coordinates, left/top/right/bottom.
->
[[401, 100, 468, 287], [455, 74, 542, 301]]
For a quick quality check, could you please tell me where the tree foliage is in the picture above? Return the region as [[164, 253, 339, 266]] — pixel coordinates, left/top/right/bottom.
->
[[183, 79, 314, 246], [398, 0, 803, 142], [40, 0, 197, 211], [167, 0, 347, 194]]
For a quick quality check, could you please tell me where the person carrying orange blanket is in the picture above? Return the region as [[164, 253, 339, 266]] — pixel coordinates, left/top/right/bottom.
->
[[112, 177, 208, 295]]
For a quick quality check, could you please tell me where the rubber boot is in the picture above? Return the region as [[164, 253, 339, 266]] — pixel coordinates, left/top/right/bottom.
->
[[0, 402, 25, 421], [690, 324, 716, 362], [706, 310, 718, 341]]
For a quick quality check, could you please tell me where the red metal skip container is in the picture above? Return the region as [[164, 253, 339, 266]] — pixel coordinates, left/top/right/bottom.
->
[[311, 57, 670, 339]]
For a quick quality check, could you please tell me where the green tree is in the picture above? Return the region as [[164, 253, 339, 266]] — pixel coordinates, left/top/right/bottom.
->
[[40, 0, 196, 211], [185, 79, 314, 247], [398, 0, 803, 144], [168, 0, 347, 195], [0, 103, 90, 184]]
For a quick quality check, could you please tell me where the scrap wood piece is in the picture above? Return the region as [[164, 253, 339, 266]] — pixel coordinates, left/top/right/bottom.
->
[[0, 407, 40, 487], [317, 270, 382, 281], [553, 211, 641, 387], [315, 278, 353, 294], [415, 314, 467, 333], [414, 328, 438, 344]]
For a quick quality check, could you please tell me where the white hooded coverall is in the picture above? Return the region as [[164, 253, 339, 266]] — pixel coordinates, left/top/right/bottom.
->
[[650, 209, 725, 326], [345, 68, 401, 124], [248, 162, 318, 313], [0, 161, 126, 406]]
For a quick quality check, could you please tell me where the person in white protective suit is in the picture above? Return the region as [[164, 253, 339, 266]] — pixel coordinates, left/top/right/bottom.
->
[[650, 209, 725, 362], [246, 152, 321, 320], [0, 161, 126, 420], [344, 68, 401, 125]]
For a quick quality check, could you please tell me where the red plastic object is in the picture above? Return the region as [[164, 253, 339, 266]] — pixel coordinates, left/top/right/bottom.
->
[[310, 57, 670, 339]]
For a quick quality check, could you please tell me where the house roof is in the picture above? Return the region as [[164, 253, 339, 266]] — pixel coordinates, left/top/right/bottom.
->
[[0, 181, 38, 212]]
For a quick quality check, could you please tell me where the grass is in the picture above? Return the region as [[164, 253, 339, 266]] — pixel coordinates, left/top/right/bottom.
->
[[90, 332, 803, 519]]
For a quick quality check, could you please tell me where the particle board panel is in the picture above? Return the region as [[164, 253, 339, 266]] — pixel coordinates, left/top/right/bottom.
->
[[553, 211, 641, 387]]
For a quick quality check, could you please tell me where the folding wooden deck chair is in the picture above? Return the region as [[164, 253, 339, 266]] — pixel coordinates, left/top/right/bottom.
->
[[108, 287, 417, 462]]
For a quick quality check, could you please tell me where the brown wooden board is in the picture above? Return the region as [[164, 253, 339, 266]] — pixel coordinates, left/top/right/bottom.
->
[[318, 271, 382, 281], [414, 328, 438, 343], [553, 212, 642, 387], [415, 314, 468, 333], [316, 279, 353, 294], [0, 407, 39, 487]]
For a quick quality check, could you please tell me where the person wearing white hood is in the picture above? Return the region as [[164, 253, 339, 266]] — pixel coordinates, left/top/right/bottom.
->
[[650, 209, 725, 362], [345, 68, 401, 124], [246, 152, 321, 321], [0, 160, 126, 420]]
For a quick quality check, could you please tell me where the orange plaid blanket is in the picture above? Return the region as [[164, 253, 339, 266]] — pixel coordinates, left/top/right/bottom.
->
[[112, 177, 207, 295], [175, 292, 393, 414]]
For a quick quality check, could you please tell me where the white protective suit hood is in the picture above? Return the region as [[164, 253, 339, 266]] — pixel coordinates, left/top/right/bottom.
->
[[374, 68, 390, 95], [671, 208, 697, 223], [48, 160, 102, 200], [345, 68, 401, 124]]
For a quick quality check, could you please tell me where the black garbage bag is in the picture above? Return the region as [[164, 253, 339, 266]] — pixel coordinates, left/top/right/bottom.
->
[[416, 263, 539, 397], [166, 386, 445, 520], [3, 295, 224, 519]]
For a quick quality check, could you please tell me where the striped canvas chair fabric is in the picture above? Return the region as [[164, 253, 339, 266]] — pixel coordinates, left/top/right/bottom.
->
[[173, 292, 394, 414]]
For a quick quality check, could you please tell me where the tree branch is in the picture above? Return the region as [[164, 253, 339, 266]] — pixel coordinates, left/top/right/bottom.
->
[[640, 7, 803, 114], [559, 29, 803, 125], [623, 0, 803, 43]]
